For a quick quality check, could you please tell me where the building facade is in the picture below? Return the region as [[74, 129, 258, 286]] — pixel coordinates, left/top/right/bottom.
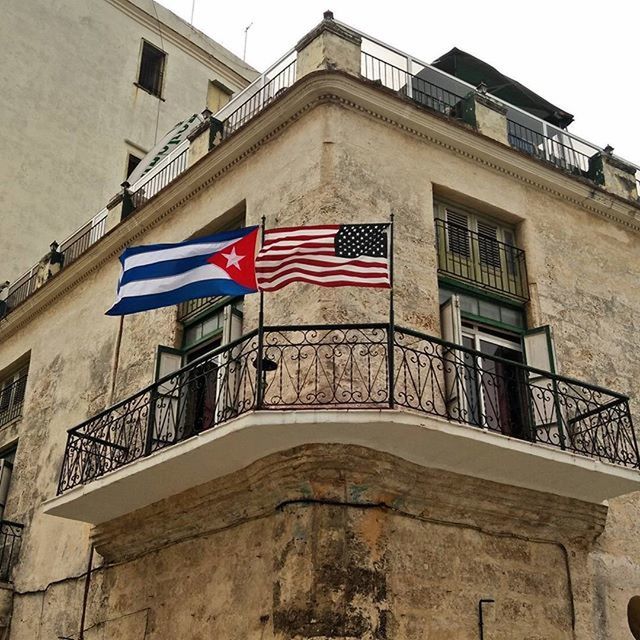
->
[[1, 0, 255, 283], [0, 13, 640, 640]]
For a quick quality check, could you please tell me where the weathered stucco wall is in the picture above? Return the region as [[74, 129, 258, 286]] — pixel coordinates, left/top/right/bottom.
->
[[12, 444, 606, 639], [0, 79, 639, 638], [1, 0, 253, 281]]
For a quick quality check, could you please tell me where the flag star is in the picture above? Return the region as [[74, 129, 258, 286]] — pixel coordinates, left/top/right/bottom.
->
[[222, 246, 244, 270]]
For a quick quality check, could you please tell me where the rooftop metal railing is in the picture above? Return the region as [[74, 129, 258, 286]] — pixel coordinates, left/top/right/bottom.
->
[[129, 147, 189, 211], [507, 120, 592, 176], [362, 53, 464, 117], [59, 210, 108, 267], [222, 59, 297, 138], [3, 208, 108, 316], [354, 22, 640, 187], [4, 271, 38, 312], [57, 322, 638, 494]]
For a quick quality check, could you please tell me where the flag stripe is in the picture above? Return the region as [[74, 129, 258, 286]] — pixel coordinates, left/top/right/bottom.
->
[[109, 279, 255, 316], [264, 231, 336, 245], [120, 253, 217, 286], [256, 248, 337, 258], [259, 272, 391, 291], [256, 257, 388, 272], [115, 263, 230, 302], [257, 264, 390, 282], [123, 238, 238, 271], [261, 239, 336, 250]]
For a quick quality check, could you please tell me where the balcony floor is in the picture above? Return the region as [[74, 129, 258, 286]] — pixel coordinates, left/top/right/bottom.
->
[[44, 409, 640, 524]]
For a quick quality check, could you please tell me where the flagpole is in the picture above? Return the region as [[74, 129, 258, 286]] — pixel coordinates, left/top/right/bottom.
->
[[256, 216, 266, 409], [388, 213, 395, 409]]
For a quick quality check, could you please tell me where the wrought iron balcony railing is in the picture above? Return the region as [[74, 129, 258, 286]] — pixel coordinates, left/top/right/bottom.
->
[[57, 323, 639, 494], [435, 218, 529, 300], [0, 521, 23, 582], [0, 375, 27, 428]]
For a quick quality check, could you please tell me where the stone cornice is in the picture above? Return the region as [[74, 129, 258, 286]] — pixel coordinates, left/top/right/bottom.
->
[[103, 0, 255, 87], [2, 70, 639, 341], [331, 73, 640, 231], [92, 443, 607, 561]]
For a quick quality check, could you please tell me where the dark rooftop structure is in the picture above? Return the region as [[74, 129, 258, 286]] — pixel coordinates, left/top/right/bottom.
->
[[432, 47, 574, 129]]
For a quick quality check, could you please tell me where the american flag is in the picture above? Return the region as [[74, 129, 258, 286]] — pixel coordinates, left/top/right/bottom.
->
[[256, 224, 391, 292]]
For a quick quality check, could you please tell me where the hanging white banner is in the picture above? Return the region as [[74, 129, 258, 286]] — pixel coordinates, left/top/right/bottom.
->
[[127, 113, 204, 183]]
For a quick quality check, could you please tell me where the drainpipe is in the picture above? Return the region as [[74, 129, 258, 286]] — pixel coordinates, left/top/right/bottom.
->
[[78, 545, 95, 640]]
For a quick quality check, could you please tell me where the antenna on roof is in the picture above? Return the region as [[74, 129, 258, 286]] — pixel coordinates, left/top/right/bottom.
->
[[243, 22, 253, 61], [190, 0, 196, 24]]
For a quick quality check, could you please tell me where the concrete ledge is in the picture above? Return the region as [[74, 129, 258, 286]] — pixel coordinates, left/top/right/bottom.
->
[[43, 409, 640, 524]]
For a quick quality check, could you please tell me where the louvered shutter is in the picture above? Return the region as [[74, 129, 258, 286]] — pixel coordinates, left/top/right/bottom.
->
[[445, 210, 470, 257], [477, 220, 501, 269]]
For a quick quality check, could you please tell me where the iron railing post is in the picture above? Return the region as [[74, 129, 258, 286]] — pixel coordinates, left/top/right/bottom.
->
[[388, 214, 395, 409], [551, 377, 568, 451], [628, 404, 640, 469], [144, 389, 156, 457], [256, 325, 265, 410]]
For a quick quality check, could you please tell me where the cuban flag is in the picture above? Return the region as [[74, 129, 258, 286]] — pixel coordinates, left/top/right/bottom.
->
[[106, 227, 259, 315]]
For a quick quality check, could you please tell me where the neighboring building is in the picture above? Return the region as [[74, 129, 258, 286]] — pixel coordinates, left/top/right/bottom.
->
[[1, 11, 640, 640], [0, 0, 256, 282]]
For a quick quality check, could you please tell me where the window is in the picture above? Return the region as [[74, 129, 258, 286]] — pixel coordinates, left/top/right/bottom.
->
[[438, 286, 525, 331], [207, 79, 233, 113], [0, 445, 16, 519], [629, 596, 640, 640], [137, 40, 166, 97], [434, 202, 528, 300], [0, 367, 28, 428], [126, 153, 142, 179], [148, 299, 244, 451], [440, 293, 566, 447]]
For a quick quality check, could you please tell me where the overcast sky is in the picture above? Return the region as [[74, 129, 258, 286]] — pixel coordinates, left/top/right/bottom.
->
[[159, 0, 639, 165]]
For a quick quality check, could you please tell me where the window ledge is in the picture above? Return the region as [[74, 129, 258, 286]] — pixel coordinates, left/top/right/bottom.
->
[[0, 416, 21, 432], [133, 82, 165, 102]]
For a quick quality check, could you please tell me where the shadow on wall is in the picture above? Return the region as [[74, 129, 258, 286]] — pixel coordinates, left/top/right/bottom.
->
[[629, 596, 640, 640]]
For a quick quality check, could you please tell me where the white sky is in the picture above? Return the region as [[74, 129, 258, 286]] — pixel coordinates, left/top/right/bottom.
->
[[159, 0, 640, 165]]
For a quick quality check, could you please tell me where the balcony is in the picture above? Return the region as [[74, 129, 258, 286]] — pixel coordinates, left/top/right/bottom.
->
[[435, 218, 529, 300], [44, 323, 640, 523]]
